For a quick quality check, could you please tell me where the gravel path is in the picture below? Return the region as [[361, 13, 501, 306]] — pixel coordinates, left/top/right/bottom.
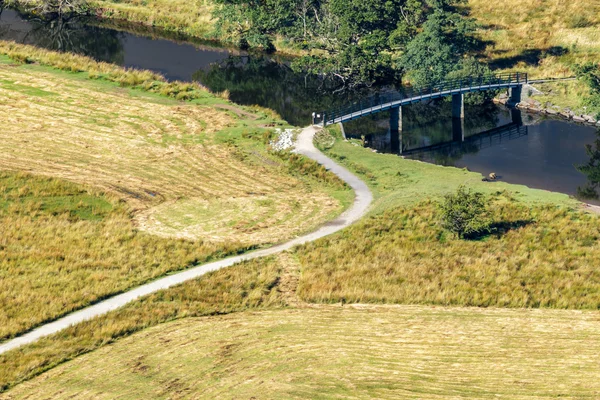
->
[[0, 126, 373, 355]]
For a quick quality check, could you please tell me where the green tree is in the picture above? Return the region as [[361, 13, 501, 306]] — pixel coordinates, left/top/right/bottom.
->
[[439, 186, 490, 239], [400, 10, 478, 86], [577, 131, 600, 200], [575, 63, 600, 117], [445, 57, 497, 105], [213, 0, 478, 87]]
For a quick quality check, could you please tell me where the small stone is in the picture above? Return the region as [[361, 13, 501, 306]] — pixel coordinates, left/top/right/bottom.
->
[[583, 115, 597, 124], [560, 112, 571, 119]]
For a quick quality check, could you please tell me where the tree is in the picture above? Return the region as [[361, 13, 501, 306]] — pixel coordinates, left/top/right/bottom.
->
[[400, 10, 478, 86], [445, 57, 497, 105], [575, 63, 600, 118], [577, 131, 600, 200], [439, 186, 490, 239], [213, 0, 478, 87]]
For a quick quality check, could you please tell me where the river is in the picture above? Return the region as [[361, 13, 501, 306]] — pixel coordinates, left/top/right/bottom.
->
[[1, 8, 599, 204]]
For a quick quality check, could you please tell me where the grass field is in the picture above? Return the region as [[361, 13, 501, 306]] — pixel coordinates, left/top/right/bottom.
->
[[292, 128, 600, 308], [0, 42, 350, 342], [0, 254, 288, 392], [469, 0, 600, 77], [4, 305, 600, 399]]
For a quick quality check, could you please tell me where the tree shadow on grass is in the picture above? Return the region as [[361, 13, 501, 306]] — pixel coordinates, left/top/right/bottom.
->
[[489, 47, 569, 70], [465, 219, 535, 241]]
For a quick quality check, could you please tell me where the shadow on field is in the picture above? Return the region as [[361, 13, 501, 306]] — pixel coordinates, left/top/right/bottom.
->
[[466, 219, 535, 241], [489, 47, 569, 69]]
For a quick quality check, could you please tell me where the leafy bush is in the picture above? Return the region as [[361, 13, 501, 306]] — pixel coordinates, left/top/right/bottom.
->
[[438, 186, 490, 239]]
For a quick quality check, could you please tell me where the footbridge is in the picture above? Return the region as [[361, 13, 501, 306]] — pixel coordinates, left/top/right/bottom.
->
[[313, 73, 527, 132]]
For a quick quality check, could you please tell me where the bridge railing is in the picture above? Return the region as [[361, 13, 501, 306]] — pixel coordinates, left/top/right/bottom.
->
[[317, 72, 527, 125]]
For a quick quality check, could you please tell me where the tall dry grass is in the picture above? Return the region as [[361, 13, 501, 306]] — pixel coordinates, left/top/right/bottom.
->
[[298, 197, 600, 309], [0, 172, 252, 342], [468, 0, 600, 77]]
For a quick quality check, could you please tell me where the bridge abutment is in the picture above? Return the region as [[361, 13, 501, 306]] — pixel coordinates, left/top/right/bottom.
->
[[452, 94, 465, 119]]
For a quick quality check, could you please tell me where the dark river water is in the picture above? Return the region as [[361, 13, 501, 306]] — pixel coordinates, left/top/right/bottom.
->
[[1, 8, 599, 204]]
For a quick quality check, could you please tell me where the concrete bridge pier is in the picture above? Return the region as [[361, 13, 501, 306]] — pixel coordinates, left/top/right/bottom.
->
[[508, 86, 523, 107], [389, 106, 403, 154], [452, 94, 465, 119], [452, 117, 465, 142]]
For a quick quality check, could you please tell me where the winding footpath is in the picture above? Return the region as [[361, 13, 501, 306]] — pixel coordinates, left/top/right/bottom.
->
[[0, 126, 373, 356]]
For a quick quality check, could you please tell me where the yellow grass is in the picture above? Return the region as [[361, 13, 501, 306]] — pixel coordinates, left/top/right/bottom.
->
[[4, 305, 600, 399], [468, 0, 600, 77], [0, 50, 343, 244], [297, 201, 600, 309], [0, 45, 349, 341], [0, 254, 287, 392]]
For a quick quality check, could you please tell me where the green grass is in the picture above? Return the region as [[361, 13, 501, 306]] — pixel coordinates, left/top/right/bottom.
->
[[290, 128, 600, 308], [322, 126, 578, 215], [5, 305, 600, 399]]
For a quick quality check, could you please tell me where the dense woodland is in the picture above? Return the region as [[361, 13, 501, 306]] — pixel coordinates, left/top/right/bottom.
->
[[213, 0, 486, 87]]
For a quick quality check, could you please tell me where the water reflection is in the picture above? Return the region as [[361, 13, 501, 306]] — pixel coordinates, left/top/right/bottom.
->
[[0, 8, 125, 64], [193, 55, 377, 126], [346, 106, 600, 205], [345, 102, 508, 155]]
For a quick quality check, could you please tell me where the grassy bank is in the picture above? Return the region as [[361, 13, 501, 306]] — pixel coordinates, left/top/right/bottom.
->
[[293, 128, 600, 308], [0, 42, 351, 341], [5, 305, 600, 398]]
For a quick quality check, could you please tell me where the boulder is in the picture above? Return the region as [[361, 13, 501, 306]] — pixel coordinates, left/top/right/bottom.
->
[[583, 115, 597, 124], [545, 109, 558, 115], [573, 115, 586, 123], [560, 112, 572, 119]]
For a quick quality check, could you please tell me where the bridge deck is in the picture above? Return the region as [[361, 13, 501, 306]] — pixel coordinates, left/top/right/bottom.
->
[[319, 73, 527, 126]]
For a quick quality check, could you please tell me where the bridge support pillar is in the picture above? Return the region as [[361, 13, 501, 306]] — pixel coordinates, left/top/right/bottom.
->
[[452, 117, 465, 142], [452, 94, 465, 119], [389, 107, 403, 154], [508, 86, 523, 107]]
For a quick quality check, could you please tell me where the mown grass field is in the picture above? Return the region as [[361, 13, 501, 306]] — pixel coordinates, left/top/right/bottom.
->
[[0, 254, 288, 392], [1, 124, 599, 394], [4, 305, 600, 399], [0, 42, 351, 342]]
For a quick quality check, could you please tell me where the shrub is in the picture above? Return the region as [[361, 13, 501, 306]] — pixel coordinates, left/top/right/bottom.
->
[[438, 186, 490, 239]]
